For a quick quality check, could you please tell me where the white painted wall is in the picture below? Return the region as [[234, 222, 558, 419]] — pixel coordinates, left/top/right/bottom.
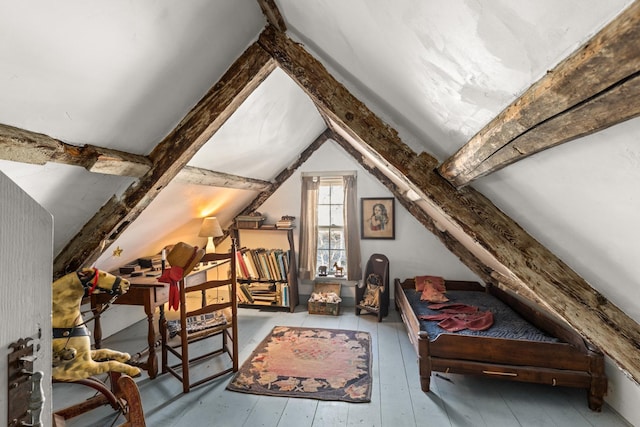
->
[[1, 171, 52, 427], [257, 139, 481, 301]]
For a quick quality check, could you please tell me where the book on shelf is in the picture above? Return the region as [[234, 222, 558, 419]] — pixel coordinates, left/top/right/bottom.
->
[[267, 251, 279, 280], [257, 250, 272, 280], [282, 250, 289, 276], [267, 250, 278, 280], [236, 285, 249, 303], [235, 250, 249, 279], [281, 283, 289, 307], [241, 250, 258, 279], [247, 300, 275, 306], [239, 283, 254, 303], [248, 283, 276, 292], [248, 249, 262, 278], [252, 294, 277, 302], [276, 222, 294, 229], [275, 250, 287, 280]]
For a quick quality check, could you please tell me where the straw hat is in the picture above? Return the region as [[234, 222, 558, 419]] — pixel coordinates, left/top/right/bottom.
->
[[166, 242, 204, 276]]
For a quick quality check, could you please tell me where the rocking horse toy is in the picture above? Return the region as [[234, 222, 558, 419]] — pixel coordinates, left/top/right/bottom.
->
[[52, 268, 145, 426]]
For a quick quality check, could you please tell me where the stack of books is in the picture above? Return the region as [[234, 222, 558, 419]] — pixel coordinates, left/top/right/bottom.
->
[[276, 215, 295, 229], [138, 254, 163, 270], [237, 283, 283, 306]]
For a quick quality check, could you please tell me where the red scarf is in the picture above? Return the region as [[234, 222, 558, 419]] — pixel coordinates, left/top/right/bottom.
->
[[158, 266, 184, 310]]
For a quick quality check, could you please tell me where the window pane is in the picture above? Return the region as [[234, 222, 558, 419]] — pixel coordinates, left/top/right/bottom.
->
[[317, 250, 330, 268], [318, 185, 331, 204], [317, 205, 331, 225], [330, 229, 344, 249], [330, 205, 343, 226], [331, 185, 344, 204], [317, 229, 330, 250]]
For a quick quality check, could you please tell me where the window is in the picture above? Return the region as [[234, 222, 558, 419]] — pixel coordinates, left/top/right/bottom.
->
[[316, 177, 346, 275], [299, 172, 360, 281]]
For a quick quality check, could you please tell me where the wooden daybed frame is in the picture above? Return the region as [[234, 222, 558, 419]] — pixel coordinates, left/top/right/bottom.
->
[[394, 277, 607, 411]]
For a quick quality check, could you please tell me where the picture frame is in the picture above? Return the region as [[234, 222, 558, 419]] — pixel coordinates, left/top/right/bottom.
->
[[361, 197, 395, 239]]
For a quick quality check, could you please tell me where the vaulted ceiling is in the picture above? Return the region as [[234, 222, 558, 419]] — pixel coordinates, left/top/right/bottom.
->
[[1, 0, 639, 384]]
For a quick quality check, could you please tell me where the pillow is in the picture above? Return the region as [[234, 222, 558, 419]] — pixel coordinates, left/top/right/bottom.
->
[[418, 275, 448, 303], [415, 275, 445, 292]]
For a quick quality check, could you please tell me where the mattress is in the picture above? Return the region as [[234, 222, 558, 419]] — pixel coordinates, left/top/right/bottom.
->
[[403, 288, 560, 343]]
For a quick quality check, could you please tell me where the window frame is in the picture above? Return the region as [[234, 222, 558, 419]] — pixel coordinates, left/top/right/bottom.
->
[[315, 176, 346, 277]]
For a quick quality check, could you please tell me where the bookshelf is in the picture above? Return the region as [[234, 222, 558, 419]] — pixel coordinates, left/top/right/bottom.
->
[[232, 226, 299, 312]]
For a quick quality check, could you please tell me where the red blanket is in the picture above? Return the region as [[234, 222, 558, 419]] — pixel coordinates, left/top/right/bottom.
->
[[419, 303, 494, 332]]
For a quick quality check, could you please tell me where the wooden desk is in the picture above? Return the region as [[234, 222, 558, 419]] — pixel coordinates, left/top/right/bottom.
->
[[91, 264, 216, 379]]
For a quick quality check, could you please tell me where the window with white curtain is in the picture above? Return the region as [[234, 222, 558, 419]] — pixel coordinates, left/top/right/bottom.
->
[[316, 177, 346, 273], [299, 173, 361, 281]]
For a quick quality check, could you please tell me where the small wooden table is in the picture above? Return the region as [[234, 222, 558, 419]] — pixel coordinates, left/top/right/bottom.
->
[[91, 264, 216, 379]]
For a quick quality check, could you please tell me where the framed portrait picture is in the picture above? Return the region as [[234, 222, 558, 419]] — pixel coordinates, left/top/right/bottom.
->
[[361, 197, 395, 239]]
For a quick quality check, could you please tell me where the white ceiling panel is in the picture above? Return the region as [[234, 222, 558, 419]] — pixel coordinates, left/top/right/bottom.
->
[[188, 68, 326, 180]]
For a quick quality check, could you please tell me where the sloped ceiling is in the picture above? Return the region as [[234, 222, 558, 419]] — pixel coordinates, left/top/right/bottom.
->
[[1, 0, 639, 383], [187, 68, 325, 181]]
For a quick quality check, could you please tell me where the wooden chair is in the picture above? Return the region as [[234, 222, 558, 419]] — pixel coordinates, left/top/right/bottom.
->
[[161, 241, 238, 393], [355, 253, 390, 322]]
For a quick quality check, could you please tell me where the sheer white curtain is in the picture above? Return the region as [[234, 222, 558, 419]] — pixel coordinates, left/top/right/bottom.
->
[[343, 175, 362, 280], [298, 176, 319, 280]]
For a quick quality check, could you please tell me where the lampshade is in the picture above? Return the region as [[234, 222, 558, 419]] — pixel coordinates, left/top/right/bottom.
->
[[198, 217, 223, 254], [198, 217, 223, 238]]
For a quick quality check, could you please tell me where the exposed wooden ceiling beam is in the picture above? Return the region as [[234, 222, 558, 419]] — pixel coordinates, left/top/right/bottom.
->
[[0, 123, 152, 177], [456, 72, 640, 182], [53, 43, 277, 278], [175, 166, 272, 190], [0, 123, 267, 190], [439, 1, 640, 188], [257, 0, 286, 32], [258, 24, 640, 384]]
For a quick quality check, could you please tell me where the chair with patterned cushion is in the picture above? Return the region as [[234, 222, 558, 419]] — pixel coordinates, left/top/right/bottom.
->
[[161, 240, 238, 393]]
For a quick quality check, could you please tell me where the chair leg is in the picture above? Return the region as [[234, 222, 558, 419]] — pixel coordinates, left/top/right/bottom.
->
[[160, 315, 168, 375], [181, 330, 190, 393]]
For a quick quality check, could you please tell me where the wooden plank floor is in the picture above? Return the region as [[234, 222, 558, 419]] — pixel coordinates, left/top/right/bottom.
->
[[52, 305, 632, 426]]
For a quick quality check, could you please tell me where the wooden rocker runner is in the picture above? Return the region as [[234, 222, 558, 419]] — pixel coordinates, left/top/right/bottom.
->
[[53, 372, 145, 427]]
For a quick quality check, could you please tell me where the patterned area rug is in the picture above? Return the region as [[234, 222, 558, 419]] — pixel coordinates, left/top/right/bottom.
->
[[227, 326, 372, 402]]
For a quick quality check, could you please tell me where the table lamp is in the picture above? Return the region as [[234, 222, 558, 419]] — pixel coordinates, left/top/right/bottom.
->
[[198, 217, 223, 254]]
